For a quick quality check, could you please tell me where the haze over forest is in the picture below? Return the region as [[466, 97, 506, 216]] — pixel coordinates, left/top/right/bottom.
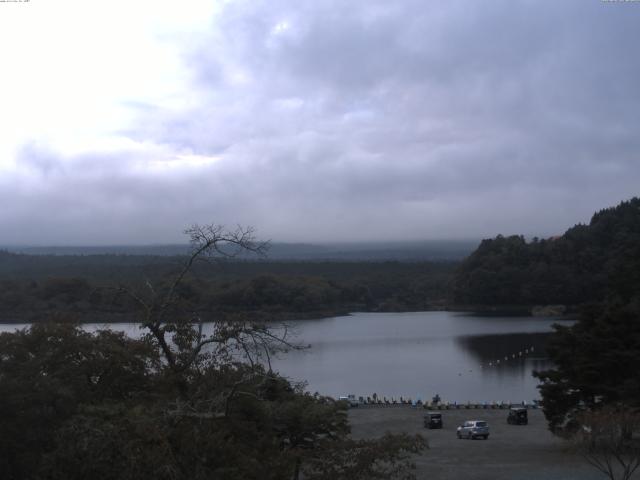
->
[[2, 0, 640, 245]]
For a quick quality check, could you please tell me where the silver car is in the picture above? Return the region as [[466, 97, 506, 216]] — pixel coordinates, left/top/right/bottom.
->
[[456, 420, 490, 440]]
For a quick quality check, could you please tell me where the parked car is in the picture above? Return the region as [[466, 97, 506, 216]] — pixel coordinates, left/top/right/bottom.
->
[[338, 394, 360, 407], [507, 407, 528, 425], [456, 420, 490, 439], [424, 412, 443, 429]]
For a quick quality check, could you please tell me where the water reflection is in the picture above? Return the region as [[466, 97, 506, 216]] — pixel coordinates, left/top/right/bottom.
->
[[457, 332, 551, 369], [269, 312, 571, 402], [0, 312, 571, 402], [453, 333, 553, 399]]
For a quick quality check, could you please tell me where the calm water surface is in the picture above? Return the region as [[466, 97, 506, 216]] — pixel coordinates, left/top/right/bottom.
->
[[269, 311, 572, 403], [0, 311, 572, 402]]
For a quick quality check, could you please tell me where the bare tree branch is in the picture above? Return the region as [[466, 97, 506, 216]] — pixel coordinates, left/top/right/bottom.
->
[[570, 406, 640, 480], [115, 223, 304, 379]]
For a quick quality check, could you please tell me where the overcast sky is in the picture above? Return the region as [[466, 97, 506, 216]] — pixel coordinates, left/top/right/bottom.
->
[[1, 0, 639, 245]]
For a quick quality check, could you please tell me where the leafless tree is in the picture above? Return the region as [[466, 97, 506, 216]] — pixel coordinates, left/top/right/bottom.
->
[[117, 224, 299, 377], [570, 406, 640, 480]]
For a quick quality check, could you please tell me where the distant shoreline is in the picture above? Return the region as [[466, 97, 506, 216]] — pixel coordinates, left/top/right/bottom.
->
[[0, 304, 576, 325]]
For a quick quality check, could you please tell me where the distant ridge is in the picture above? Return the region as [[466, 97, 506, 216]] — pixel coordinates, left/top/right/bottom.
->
[[3, 240, 478, 262]]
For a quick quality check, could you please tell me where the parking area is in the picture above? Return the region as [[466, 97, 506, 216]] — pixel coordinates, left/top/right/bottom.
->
[[349, 407, 608, 480]]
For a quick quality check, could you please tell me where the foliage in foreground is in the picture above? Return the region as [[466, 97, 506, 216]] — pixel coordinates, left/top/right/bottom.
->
[[534, 301, 640, 433], [0, 224, 425, 480], [0, 323, 425, 480]]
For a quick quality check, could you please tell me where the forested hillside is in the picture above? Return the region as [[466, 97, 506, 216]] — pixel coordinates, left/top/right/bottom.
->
[[452, 198, 640, 308], [0, 254, 455, 322]]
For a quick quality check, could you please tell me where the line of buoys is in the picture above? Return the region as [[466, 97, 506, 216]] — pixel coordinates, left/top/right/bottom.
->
[[482, 345, 536, 369], [454, 345, 539, 376]]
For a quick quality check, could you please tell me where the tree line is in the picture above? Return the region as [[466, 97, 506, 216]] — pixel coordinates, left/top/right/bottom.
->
[[0, 255, 455, 322]]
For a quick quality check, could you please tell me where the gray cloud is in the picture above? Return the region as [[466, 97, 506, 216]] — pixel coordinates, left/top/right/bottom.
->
[[5, 0, 640, 244]]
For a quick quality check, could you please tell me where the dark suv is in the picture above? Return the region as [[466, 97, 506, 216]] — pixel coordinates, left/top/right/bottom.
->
[[507, 407, 528, 425], [424, 412, 443, 429]]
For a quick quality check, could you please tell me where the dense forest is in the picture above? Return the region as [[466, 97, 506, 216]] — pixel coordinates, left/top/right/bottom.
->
[[4, 198, 640, 322], [0, 253, 456, 322], [452, 197, 640, 309]]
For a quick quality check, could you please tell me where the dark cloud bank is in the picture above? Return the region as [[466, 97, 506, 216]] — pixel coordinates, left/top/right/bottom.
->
[[5, 0, 640, 245]]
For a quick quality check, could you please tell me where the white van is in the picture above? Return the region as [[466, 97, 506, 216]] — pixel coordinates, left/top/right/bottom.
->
[[338, 394, 360, 407]]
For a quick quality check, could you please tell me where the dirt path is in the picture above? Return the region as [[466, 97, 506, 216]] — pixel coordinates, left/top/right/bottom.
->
[[349, 407, 615, 480]]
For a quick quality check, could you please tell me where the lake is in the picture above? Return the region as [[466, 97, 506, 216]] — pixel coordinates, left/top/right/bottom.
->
[[269, 311, 571, 403], [0, 311, 571, 403]]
